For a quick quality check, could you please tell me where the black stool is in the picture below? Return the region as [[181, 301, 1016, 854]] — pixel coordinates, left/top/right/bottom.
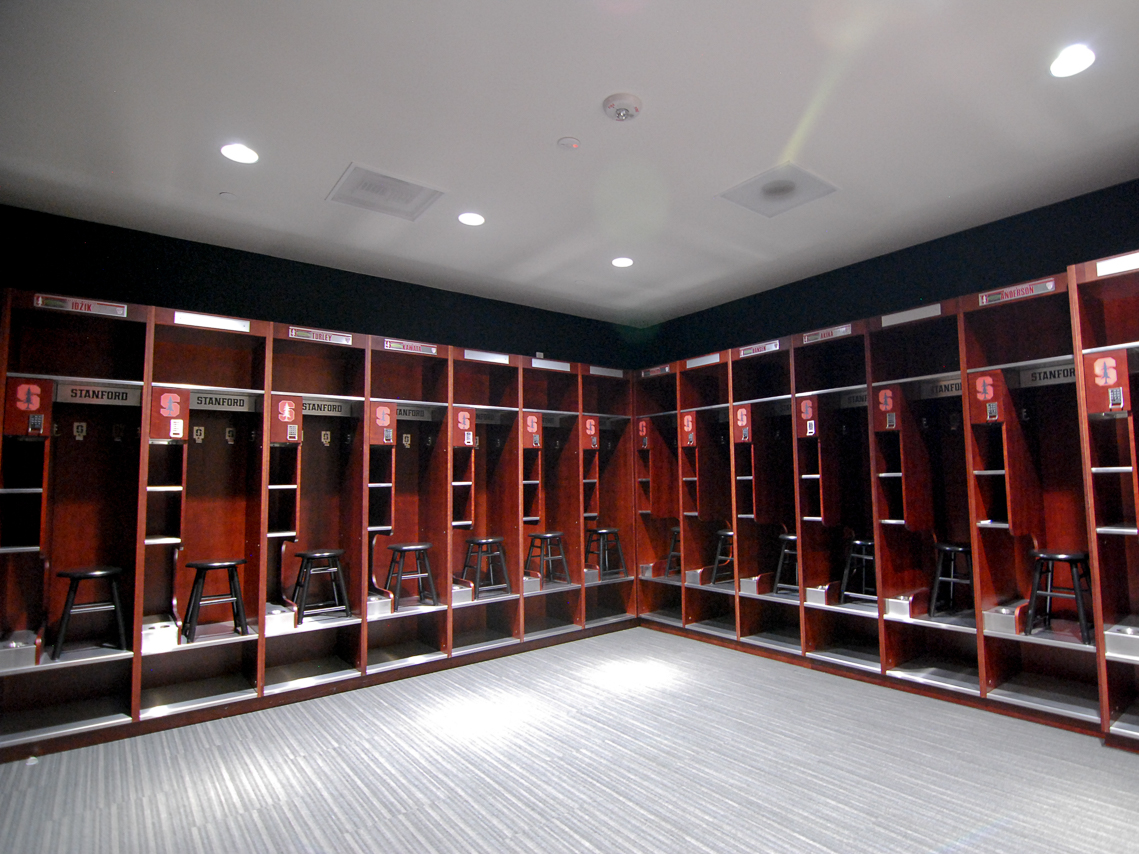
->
[[586, 527, 626, 579], [459, 536, 511, 598], [1025, 550, 1093, 644], [931, 542, 973, 617], [52, 566, 128, 660], [525, 532, 570, 585], [183, 559, 249, 643], [840, 539, 876, 604], [773, 533, 798, 595], [291, 549, 352, 624], [385, 543, 437, 611], [710, 529, 734, 585], [664, 526, 681, 577]]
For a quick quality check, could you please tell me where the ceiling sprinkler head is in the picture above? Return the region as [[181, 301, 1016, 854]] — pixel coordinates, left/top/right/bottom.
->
[[604, 93, 642, 122]]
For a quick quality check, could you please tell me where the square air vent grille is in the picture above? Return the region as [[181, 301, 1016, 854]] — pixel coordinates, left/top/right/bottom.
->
[[719, 162, 837, 218], [327, 163, 443, 221]]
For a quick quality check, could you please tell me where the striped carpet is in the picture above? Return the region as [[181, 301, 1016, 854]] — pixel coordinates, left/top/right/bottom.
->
[[2, 627, 1138, 853]]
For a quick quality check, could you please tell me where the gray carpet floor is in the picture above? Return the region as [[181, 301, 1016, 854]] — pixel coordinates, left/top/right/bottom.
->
[[2, 627, 1138, 854]]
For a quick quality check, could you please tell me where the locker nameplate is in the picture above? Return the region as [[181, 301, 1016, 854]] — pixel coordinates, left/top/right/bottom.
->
[[1014, 364, 1075, 388], [384, 338, 437, 356], [302, 399, 358, 417], [588, 365, 625, 378], [531, 358, 572, 372], [1098, 251, 1139, 278], [686, 353, 720, 369], [464, 349, 510, 365], [35, 294, 128, 318], [189, 392, 257, 412], [802, 324, 851, 344], [977, 278, 1054, 306], [640, 364, 671, 378], [288, 326, 352, 346], [55, 383, 140, 406], [839, 389, 868, 409], [738, 340, 780, 358], [880, 303, 941, 328], [173, 311, 250, 333], [917, 376, 962, 399]]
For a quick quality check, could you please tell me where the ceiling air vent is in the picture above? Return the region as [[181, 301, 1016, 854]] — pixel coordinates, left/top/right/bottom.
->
[[327, 163, 443, 221], [719, 162, 837, 218]]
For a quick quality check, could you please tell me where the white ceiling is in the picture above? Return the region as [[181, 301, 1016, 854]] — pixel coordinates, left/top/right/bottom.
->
[[2, 1, 1138, 327]]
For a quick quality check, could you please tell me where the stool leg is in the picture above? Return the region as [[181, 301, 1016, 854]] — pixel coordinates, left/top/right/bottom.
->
[[390, 552, 405, 611], [52, 578, 81, 660], [295, 559, 312, 624], [839, 546, 856, 603], [931, 550, 945, 617], [1042, 560, 1055, 631], [332, 559, 352, 617], [1071, 561, 1091, 644], [525, 539, 539, 577], [227, 566, 249, 634], [473, 546, 483, 599], [495, 546, 510, 593], [1025, 557, 1044, 636], [108, 576, 128, 650], [419, 551, 438, 606], [462, 543, 477, 582], [613, 534, 626, 576], [184, 568, 208, 642]]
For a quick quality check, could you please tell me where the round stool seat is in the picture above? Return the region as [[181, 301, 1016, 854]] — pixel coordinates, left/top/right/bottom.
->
[[185, 558, 246, 570], [295, 548, 344, 560], [57, 565, 123, 580], [935, 542, 970, 554], [1029, 549, 1088, 562], [592, 527, 619, 535], [389, 542, 432, 552], [716, 529, 734, 538], [466, 536, 504, 545], [778, 533, 797, 542], [529, 531, 563, 540]]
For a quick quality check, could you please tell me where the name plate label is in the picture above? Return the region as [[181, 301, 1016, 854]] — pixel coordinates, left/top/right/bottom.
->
[[35, 294, 128, 318], [738, 340, 780, 358], [839, 389, 868, 409], [640, 364, 671, 378], [394, 405, 433, 421], [288, 326, 352, 346], [56, 383, 140, 406], [383, 338, 438, 356], [303, 399, 356, 417], [803, 324, 851, 344], [978, 278, 1055, 307], [190, 392, 257, 412], [917, 376, 962, 399], [1018, 364, 1076, 388], [588, 365, 625, 379]]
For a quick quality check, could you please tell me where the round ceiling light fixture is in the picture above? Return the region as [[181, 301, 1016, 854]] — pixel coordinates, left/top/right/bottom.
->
[[558, 137, 581, 149], [612, 257, 634, 268], [1050, 43, 1095, 77], [458, 212, 485, 226], [220, 143, 259, 164], [603, 93, 642, 122]]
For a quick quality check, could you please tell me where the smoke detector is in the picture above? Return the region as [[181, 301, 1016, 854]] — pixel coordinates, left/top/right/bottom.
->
[[603, 93, 642, 121]]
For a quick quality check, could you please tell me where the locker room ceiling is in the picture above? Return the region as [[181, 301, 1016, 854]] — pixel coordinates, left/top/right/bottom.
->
[[1, 2, 1137, 328]]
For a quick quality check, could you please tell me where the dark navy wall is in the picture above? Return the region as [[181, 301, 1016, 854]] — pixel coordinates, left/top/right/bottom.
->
[[5, 176, 1139, 369], [636, 178, 1139, 366]]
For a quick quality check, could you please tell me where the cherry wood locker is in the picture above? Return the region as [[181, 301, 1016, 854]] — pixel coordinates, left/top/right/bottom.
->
[[450, 349, 522, 656], [258, 323, 367, 697], [0, 291, 146, 749], [676, 351, 735, 642], [580, 365, 636, 628], [867, 301, 979, 697], [792, 322, 879, 675], [1069, 249, 1139, 741], [731, 338, 801, 657], [632, 365, 682, 629], [959, 276, 1097, 727], [363, 337, 451, 673]]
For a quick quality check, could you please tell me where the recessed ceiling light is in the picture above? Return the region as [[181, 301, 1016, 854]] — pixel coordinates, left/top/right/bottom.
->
[[558, 137, 580, 150], [1051, 44, 1095, 77], [612, 257, 633, 268], [457, 212, 485, 226], [220, 143, 258, 164]]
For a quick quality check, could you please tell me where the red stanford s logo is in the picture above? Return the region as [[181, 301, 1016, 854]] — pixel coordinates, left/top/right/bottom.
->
[[975, 377, 994, 401], [799, 399, 814, 420], [1094, 357, 1119, 387], [375, 404, 391, 427], [735, 407, 748, 427], [526, 414, 539, 433], [878, 389, 893, 411], [457, 410, 471, 431], [278, 400, 296, 422], [15, 384, 41, 412], [585, 417, 597, 435], [159, 392, 180, 417]]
